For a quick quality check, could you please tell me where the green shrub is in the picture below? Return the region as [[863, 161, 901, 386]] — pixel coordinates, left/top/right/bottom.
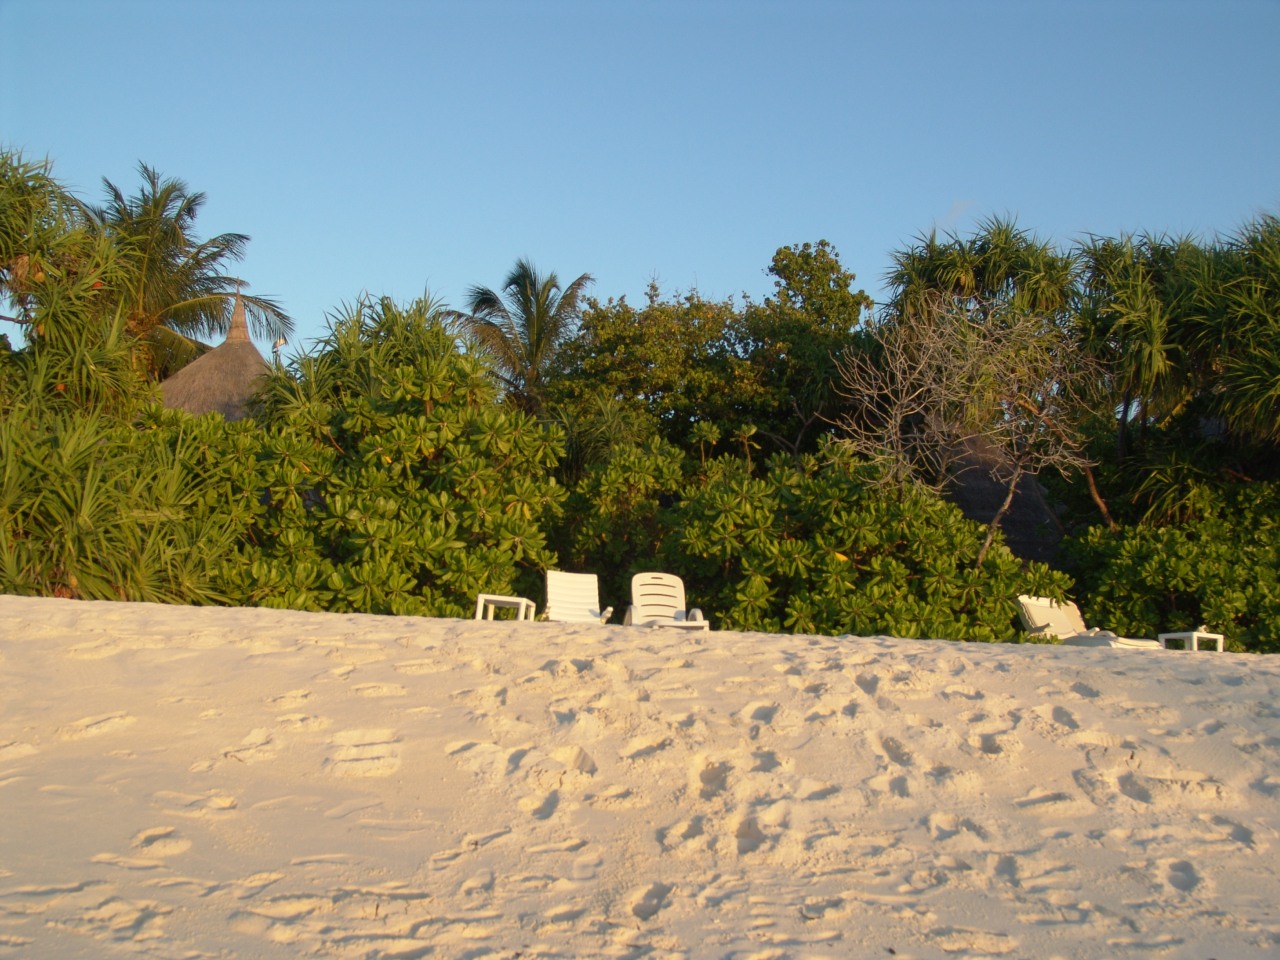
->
[[1065, 482, 1280, 652], [0, 408, 245, 603], [238, 296, 566, 616], [557, 438, 1070, 640]]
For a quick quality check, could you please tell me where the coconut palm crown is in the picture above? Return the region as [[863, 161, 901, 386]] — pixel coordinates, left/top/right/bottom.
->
[[451, 258, 593, 415], [86, 163, 293, 378]]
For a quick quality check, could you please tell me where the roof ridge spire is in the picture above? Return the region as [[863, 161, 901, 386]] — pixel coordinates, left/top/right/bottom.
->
[[226, 291, 250, 343]]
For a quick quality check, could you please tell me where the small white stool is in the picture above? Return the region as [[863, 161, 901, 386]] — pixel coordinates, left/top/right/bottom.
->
[[474, 594, 536, 621], [1158, 630, 1225, 652]]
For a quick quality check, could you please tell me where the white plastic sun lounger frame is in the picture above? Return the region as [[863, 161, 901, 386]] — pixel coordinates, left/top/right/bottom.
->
[[1016, 595, 1162, 649], [624, 572, 709, 630]]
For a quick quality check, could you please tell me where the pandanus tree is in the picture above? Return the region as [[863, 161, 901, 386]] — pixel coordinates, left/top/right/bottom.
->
[[85, 163, 292, 378], [886, 216, 1078, 320], [1207, 215, 1280, 444], [1, 152, 81, 327], [1076, 234, 1191, 458], [0, 151, 144, 417], [450, 258, 593, 415]]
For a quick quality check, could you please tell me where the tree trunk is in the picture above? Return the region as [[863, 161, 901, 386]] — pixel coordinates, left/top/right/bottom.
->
[[977, 467, 1022, 566]]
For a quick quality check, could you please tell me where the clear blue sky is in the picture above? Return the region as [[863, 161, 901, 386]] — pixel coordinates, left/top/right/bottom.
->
[[3, 0, 1277, 357]]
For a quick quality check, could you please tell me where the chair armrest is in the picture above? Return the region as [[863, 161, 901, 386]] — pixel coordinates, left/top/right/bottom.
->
[[685, 607, 705, 622], [623, 605, 634, 625], [599, 606, 614, 623]]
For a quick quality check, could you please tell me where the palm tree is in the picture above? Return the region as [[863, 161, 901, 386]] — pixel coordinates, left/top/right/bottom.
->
[[451, 258, 593, 415], [86, 163, 292, 378]]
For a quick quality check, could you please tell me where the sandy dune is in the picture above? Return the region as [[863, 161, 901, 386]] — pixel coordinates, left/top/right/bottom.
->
[[2, 595, 1279, 958]]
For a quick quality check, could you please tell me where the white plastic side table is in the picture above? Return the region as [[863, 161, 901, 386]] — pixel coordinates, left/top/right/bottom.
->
[[1158, 630, 1225, 652], [474, 594, 536, 621]]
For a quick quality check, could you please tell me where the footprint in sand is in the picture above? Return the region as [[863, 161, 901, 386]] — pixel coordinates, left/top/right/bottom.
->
[[740, 701, 779, 725], [692, 757, 732, 799], [274, 713, 329, 732], [571, 850, 603, 880], [751, 750, 781, 772], [630, 881, 674, 920], [71, 895, 172, 940], [658, 816, 706, 852], [326, 729, 401, 777], [57, 712, 136, 740], [152, 790, 238, 818], [393, 658, 449, 676], [131, 826, 191, 858], [353, 682, 407, 698], [734, 814, 767, 854], [855, 673, 880, 696], [220, 728, 277, 764], [880, 735, 914, 767], [518, 790, 560, 820], [622, 736, 672, 761], [266, 689, 311, 709], [461, 868, 495, 895], [1165, 859, 1201, 893]]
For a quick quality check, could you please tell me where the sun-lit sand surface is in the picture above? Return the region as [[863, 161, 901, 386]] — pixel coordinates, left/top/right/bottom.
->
[[2, 595, 1279, 959]]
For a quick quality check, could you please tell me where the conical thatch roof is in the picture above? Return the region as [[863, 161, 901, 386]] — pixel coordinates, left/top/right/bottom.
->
[[946, 436, 1062, 564], [160, 295, 270, 421]]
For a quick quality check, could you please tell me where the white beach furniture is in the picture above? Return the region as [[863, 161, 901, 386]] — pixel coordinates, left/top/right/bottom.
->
[[1158, 629, 1225, 652], [545, 571, 614, 624], [474, 593, 537, 621], [624, 572, 709, 630], [1016, 595, 1163, 649]]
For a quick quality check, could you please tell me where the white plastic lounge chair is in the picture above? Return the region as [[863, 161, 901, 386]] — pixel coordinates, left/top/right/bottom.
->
[[1016, 595, 1162, 649], [624, 572, 710, 630], [545, 571, 614, 624]]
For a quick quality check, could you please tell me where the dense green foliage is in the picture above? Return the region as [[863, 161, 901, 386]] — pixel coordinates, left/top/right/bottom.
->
[[553, 438, 1069, 640], [240, 297, 566, 615], [1066, 483, 1280, 653], [551, 241, 872, 461], [3, 149, 1278, 652], [0, 409, 243, 603]]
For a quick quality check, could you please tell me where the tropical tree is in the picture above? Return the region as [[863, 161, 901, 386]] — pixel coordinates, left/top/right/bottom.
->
[[85, 163, 292, 378], [886, 216, 1077, 319], [450, 258, 593, 415], [730, 240, 872, 455], [548, 282, 739, 452], [1, 151, 148, 418], [1075, 232, 1200, 458], [1207, 214, 1280, 444], [1, 151, 83, 329]]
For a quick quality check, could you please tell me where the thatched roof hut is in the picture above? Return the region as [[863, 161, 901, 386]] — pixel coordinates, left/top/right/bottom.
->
[[160, 295, 270, 421]]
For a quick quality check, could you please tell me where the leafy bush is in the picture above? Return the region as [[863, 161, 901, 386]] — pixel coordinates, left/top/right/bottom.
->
[[557, 438, 1070, 640], [1065, 482, 1280, 652], [237, 296, 566, 616]]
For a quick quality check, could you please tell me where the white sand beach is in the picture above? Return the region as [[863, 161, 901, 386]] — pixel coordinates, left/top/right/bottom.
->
[[2, 594, 1278, 959]]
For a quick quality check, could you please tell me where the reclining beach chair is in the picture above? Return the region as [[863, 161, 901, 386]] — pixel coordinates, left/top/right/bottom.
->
[[544, 571, 614, 624], [1016, 595, 1161, 649], [624, 572, 710, 630]]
